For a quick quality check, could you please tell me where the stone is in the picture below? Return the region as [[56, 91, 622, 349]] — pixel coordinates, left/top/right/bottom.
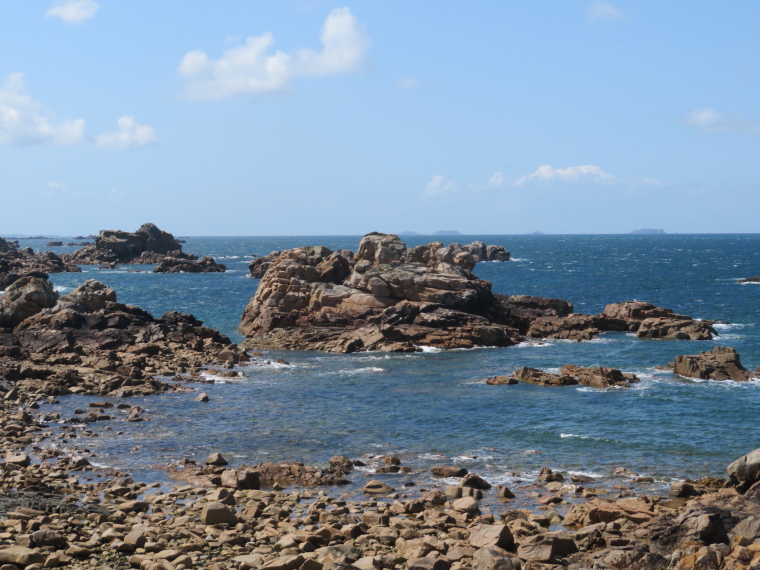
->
[[431, 466, 468, 477], [0, 546, 46, 566], [460, 473, 492, 490], [206, 452, 228, 466], [484, 375, 517, 385], [364, 480, 394, 494], [636, 317, 716, 340], [0, 276, 58, 328], [199, 502, 237, 525], [153, 255, 226, 273], [672, 346, 753, 382], [727, 448, 760, 493], [468, 524, 514, 550]]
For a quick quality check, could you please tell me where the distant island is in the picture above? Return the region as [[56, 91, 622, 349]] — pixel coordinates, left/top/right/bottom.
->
[[630, 229, 667, 235], [432, 230, 463, 236]]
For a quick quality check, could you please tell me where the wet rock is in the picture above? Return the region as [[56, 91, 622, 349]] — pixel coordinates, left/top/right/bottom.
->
[[636, 317, 717, 340], [431, 466, 468, 477], [484, 375, 518, 385], [364, 480, 394, 494], [206, 452, 228, 466]]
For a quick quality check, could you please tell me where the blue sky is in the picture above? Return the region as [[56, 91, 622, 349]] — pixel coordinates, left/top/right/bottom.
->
[[1, 1, 758, 235]]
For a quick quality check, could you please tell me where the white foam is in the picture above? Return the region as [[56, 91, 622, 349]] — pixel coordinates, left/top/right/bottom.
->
[[53, 285, 69, 293], [515, 340, 549, 348], [560, 433, 622, 444], [509, 257, 527, 262], [418, 346, 443, 353]]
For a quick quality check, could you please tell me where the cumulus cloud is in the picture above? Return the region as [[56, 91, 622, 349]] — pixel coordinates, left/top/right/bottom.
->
[[683, 108, 760, 135], [96, 116, 158, 149], [45, 0, 99, 24], [0, 73, 85, 145], [515, 165, 617, 186], [179, 7, 371, 100], [588, 1, 624, 21]]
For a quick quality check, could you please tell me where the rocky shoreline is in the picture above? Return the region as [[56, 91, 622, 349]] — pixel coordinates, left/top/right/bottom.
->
[[4, 380, 760, 570]]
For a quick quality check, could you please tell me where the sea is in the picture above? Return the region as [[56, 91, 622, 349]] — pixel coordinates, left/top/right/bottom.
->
[[13, 234, 760, 506]]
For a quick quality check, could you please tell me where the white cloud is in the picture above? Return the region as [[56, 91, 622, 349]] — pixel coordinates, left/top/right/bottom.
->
[[515, 165, 617, 186], [588, 1, 624, 21], [45, 0, 99, 24], [424, 175, 459, 197], [488, 172, 505, 187], [179, 7, 370, 100], [683, 107, 760, 135], [0, 73, 85, 145], [96, 116, 158, 149]]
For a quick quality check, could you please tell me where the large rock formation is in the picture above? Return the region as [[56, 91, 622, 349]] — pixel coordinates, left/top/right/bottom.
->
[[63, 223, 183, 265], [670, 346, 755, 382], [239, 233, 521, 352], [0, 278, 247, 397]]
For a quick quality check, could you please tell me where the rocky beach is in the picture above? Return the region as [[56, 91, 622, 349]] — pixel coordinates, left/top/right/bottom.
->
[[2, 230, 760, 569]]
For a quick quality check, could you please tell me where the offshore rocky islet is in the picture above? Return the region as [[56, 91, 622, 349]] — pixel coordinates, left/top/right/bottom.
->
[[2, 228, 760, 568]]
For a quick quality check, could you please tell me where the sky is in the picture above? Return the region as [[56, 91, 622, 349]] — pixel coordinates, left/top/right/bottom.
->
[[1, 1, 758, 236]]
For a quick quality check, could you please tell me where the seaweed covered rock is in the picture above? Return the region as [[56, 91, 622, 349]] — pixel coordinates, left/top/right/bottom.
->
[[239, 233, 520, 353]]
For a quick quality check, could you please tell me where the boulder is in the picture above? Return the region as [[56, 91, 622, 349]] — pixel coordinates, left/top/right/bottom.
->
[[495, 294, 573, 334], [431, 466, 468, 477], [468, 524, 514, 550], [0, 545, 46, 566], [738, 275, 760, 283], [526, 314, 601, 341], [249, 250, 283, 278], [727, 448, 760, 493], [199, 501, 237, 525], [239, 233, 521, 353], [672, 346, 753, 382], [0, 276, 58, 328]]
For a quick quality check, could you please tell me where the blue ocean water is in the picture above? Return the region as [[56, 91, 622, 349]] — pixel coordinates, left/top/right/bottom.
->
[[21, 234, 760, 500]]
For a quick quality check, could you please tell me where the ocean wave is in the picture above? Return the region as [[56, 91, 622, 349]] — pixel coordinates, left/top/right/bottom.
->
[[509, 257, 527, 262], [515, 340, 549, 348], [53, 285, 70, 293], [560, 433, 623, 444], [417, 346, 443, 353], [713, 322, 747, 331], [335, 367, 386, 375]]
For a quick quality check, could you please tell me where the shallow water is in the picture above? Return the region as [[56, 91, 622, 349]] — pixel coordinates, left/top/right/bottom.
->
[[23, 234, 760, 498]]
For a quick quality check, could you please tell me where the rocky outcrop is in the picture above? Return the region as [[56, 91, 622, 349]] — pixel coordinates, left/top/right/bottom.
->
[[738, 275, 760, 283], [0, 246, 81, 290], [249, 250, 282, 278], [503, 365, 638, 388], [456, 241, 510, 262], [0, 237, 16, 253], [559, 364, 640, 388], [508, 366, 578, 386], [0, 279, 247, 397], [239, 233, 521, 352], [496, 295, 573, 334], [497, 298, 719, 342], [62, 223, 183, 265], [154, 255, 226, 273], [727, 448, 760, 493], [671, 346, 754, 382]]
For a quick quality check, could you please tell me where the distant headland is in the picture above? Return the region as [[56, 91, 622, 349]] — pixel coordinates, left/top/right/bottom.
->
[[630, 228, 667, 235]]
